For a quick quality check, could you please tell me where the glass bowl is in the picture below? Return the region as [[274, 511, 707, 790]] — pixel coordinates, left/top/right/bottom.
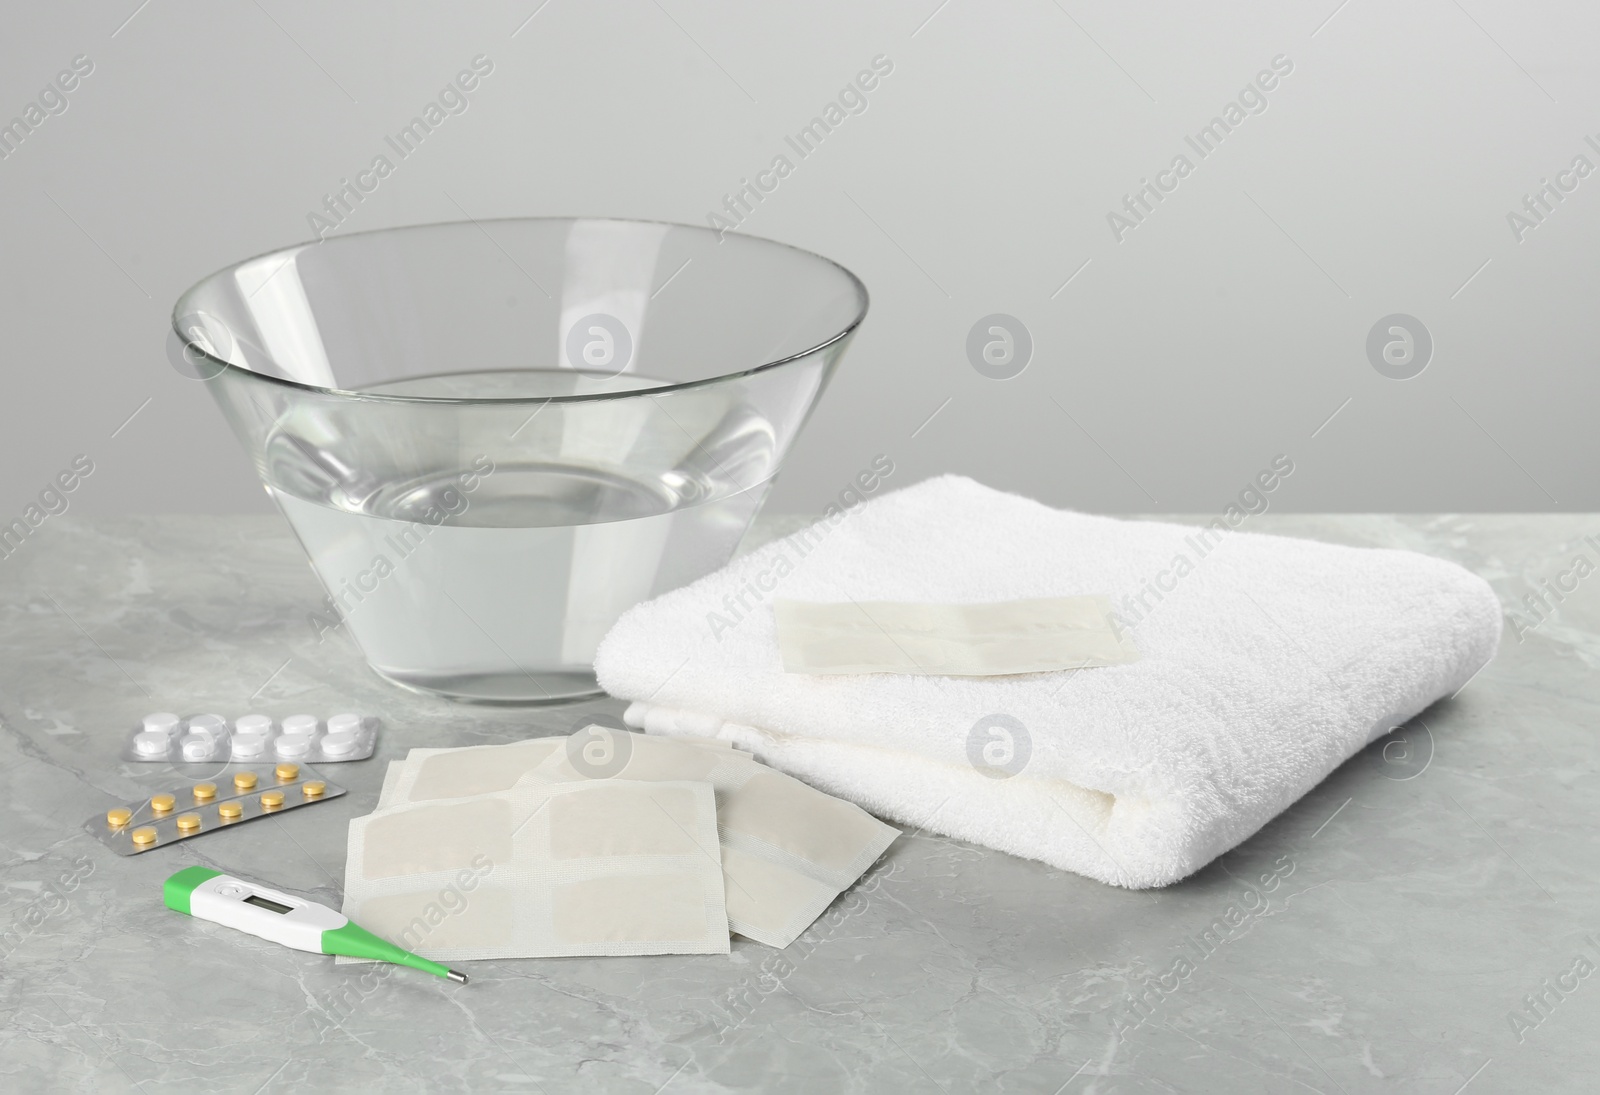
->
[[172, 217, 868, 703]]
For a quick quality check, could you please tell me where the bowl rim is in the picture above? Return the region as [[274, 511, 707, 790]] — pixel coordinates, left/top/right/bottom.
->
[[171, 215, 870, 405]]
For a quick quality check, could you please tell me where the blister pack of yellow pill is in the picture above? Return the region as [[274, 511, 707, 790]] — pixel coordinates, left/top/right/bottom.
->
[[85, 763, 345, 856]]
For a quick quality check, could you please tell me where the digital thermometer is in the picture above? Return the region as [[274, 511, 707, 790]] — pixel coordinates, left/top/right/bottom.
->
[[163, 866, 467, 984]]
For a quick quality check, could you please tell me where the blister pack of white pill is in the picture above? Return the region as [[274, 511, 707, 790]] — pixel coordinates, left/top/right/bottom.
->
[[123, 712, 379, 764]]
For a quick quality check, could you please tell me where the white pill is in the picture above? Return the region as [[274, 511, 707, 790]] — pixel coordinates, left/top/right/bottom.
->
[[232, 736, 265, 758], [188, 714, 227, 735], [320, 730, 358, 756], [143, 713, 181, 735], [180, 736, 214, 761], [235, 714, 273, 735], [134, 731, 170, 756], [274, 737, 311, 758], [282, 714, 319, 736], [326, 713, 363, 736]]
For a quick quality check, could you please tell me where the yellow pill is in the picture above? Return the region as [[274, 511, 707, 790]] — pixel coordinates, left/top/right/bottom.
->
[[274, 763, 299, 782], [176, 813, 202, 832], [260, 790, 285, 809], [218, 801, 243, 820], [192, 783, 217, 802], [131, 827, 158, 846], [106, 807, 132, 828], [150, 794, 175, 814], [233, 772, 258, 791], [302, 780, 326, 798]]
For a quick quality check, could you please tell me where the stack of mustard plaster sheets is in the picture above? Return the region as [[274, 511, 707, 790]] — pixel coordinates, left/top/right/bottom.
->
[[340, 728, 899, 962]]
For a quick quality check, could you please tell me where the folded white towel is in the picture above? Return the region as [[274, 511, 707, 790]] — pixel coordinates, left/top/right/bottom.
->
[[594, 476, 1502, 888]]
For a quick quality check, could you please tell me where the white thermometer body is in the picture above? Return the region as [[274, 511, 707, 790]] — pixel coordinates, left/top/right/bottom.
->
[[164, 866, 466, 983]]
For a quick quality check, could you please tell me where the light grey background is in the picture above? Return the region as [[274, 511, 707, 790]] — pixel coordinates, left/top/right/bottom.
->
[[2, 0, 1596, 518]]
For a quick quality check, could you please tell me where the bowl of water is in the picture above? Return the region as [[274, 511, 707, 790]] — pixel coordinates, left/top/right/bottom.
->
[[172, 217, 868, 703]]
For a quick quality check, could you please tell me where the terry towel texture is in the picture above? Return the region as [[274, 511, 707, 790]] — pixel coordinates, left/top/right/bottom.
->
[[595, 476, 1502, 889]]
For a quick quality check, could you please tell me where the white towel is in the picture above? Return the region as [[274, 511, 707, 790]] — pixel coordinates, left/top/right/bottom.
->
[[594, 476, 1502, 888]]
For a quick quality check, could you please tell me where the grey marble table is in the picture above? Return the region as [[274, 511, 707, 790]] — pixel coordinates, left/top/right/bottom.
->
[[1, 513, 1594, 1094]]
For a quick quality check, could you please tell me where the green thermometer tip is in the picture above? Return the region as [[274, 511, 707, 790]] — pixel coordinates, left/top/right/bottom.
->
[[321, 920, 468, 984]]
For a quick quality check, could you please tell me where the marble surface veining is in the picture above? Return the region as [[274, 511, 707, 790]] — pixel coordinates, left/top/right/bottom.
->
[[0, 513, 1596, 1093]]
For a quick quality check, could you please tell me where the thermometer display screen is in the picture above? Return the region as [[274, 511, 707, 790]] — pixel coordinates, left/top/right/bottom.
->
[[243, 894, 293, 915]]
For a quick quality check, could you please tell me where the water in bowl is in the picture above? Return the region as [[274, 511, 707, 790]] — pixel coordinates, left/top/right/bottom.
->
[[266, 372, 775, 703]]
